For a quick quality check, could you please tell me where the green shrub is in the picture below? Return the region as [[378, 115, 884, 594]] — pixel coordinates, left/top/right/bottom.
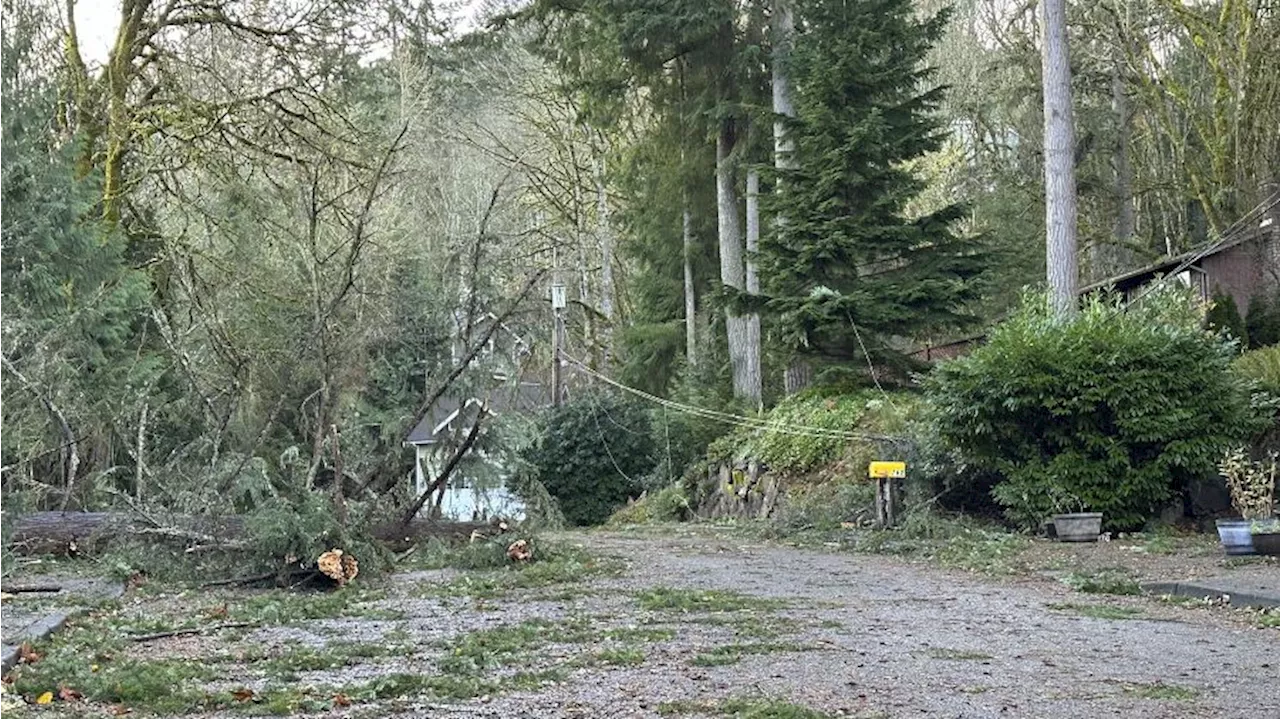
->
[[925, 289, 1266, 530], [1236, 345, 1280, 395], [1206, 289, 1248, 346], [608, 483, 692, 525], [519, 390, 656, 526]]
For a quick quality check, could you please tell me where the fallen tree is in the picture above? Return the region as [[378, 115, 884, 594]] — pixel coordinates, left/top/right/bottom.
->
[[7, 511, 511, 556]]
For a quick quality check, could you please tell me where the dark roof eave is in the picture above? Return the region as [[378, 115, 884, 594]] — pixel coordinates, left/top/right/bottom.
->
[[1081, 224, 1273, 295]]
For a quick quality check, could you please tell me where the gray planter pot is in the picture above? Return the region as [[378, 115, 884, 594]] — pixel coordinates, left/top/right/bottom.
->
[[1216, 519, 1255, 556], [1053, 513, 1103, 542]]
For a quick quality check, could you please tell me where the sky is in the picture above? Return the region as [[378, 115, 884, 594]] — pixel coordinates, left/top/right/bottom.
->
[[69, 0, 488, 65]]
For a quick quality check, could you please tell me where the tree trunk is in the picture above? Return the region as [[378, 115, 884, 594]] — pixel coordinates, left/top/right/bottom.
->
[[746, 171, 761, 295], [1041, 0, 1079, 318], [683, 203, 698, 367], [595, 155, 615, 326], [1106, 59, 1135, 280], [772, 0, 797, 170], [9, 511, 505, 556], [744, 171, 763, 409], [331, 424, 347, 527], [784, 362, 812, 394], [717, 119, 762, 405], [135, 403, 148, 501], [773, 0, 809, 393]]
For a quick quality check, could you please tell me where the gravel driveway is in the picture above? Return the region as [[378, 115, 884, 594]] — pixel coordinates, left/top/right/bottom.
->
[[362, 529, 1279, 719], [18, 528, 1277, 719]]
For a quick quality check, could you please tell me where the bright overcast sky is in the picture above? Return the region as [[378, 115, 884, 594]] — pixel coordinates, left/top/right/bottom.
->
[[70, 0, 487, 65]]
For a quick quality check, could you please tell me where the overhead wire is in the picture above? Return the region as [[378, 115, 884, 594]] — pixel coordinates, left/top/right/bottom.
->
[[561, 353, 907, 445]]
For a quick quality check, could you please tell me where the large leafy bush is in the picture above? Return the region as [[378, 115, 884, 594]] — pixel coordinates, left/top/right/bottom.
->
[[926, 290, 1265, 530], [520, 390, 656, 526]]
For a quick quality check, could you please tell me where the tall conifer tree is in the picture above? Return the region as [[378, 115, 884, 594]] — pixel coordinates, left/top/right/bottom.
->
[[763, 0, 985, 370]]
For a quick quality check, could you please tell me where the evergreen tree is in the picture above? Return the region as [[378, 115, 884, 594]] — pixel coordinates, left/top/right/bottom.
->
[[1246, 291, 1280, 349], [1206, 289, 1248, 347], [763, 0, 985, 370], [1, 7, 155, 501]]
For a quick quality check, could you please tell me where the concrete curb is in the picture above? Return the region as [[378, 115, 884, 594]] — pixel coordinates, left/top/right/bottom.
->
[[1, 612, 71, 674], [1140, 580, 1280, 609], [1, 579, 125, 675]]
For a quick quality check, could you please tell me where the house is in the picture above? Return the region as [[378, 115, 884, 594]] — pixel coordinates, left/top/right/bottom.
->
[[404, 380, 547, 521], [909, 218, 1279, 363], [1079, 221, 1279, 314]]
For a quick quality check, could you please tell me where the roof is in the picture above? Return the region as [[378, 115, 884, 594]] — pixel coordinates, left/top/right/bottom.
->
[[1081, 223, 1276, 295], [405, 381, 547, 445]]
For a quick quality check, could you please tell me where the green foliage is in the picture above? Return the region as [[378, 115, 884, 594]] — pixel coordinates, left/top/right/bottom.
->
[[1246, 290, 1280, 349], [1046, 603, 1147, 621], [753, 389, 914, 474], [6, 617, 214, 714], [848, 509, 1030, 575], [645, 361, 741, 484], [774, 479, 875, 534], [232, 586, 396, 625], [519, 390, 657, 526], [608, 483, 693, 525], [635, 587, 782, 613], [702, 388, 916, 480], [242, 493, 388, 576], [1206, 289, 1248, 346], [763, 0, 986, 368], [926, 289, 1267, 530], [1059, 568, 1142, 595], [1236, 345, 1280, 395], [416, 541, 624, 599], [1, 13, 157, 506]]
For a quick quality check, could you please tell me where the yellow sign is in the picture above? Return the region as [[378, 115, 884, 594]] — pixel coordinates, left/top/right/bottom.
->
[[868, 461, 906, 479]]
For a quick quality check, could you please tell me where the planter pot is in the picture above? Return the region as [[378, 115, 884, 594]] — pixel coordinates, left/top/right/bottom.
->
[[1216, 519, 1256, 556], [1253, 533, 1280, 556], [1052, 513, 1103, 542]]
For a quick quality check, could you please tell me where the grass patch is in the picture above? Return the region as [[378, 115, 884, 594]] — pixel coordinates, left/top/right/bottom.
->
[[343, 667, 566, 703], [592, 647, 646, 666], [4, 610, 221, 714], [925, 648, 992, 661], [420, 546, 623, 600], [1047, 602, 1146, 620], [1254, 609, 1280, 629], [1141, 534, 1178, 555], [690, 642, 815, 667], [603, 626, 676, 642], [844, 512, 1030, 576], [231, 586, 398, 624], [436, 618, 593, 676], [658, 697, 839, 718], [230, 641, 413, 680], [1121, 681, 1200, 701], [677, 612, 795, 639], [637, 587, 785, 613], [1059, 568, 1141, 596]]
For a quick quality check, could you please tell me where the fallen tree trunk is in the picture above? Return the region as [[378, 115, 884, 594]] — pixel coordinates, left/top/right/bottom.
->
[[8, 511, 508, 556], [369, 517, 510, 553]]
